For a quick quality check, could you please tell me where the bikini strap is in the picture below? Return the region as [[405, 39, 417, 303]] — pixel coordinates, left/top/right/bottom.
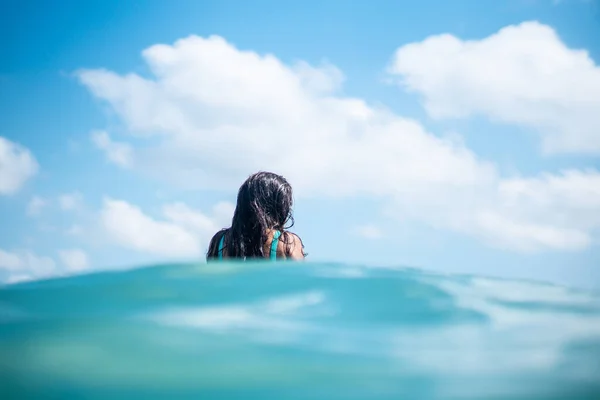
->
[[270, 230, 281, 261], [218, 234, 225, 260], [220, 231, 279, 261]]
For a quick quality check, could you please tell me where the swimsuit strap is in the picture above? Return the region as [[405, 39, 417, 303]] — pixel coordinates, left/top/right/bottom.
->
[[218, 234, 225, 260], [218, 230, 280, 261], [270, 230, 281, 261]]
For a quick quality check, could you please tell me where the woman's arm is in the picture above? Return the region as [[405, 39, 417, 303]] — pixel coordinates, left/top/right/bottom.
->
[[283, 232, 306, 260]]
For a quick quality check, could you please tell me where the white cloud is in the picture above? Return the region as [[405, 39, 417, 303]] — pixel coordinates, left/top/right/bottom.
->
[[212, 201, 236, 225], [100, 198, 233, 258], [78, 34, 600, 252], [388, 21, 600, 154], [473, 211, 591, 252], [91, 130, 134, 167], [481, 169, 600, 251], [27, 196, 46, 216], [162, 201, 232, 233], [0, 249, 57, 283], [58, 249, 90, 272], [389, 169, 600, 252], [0, 136, 38, 195], [352, 225, 384, 240], [78, 35, 495, 196], [59, 192, 83, 211], [0, 249, 22, 271], [0, 248, 91, 284]]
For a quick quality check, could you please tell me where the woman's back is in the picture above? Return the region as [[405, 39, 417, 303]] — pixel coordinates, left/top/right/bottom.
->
[[206, 172, 305, 261], [210, 229, 304, 260]]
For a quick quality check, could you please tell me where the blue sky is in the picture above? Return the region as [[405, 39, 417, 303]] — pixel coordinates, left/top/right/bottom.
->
[[1, 0, 599, 287]]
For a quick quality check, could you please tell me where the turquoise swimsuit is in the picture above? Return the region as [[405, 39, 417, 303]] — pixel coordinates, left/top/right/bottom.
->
[[218, 230, 281, 261]]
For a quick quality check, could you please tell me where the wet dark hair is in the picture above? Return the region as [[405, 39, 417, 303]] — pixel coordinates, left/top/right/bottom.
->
[[206, 171, 305, 260]]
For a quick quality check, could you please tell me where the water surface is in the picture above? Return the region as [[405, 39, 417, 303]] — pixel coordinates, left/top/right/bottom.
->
[[1, 262, 599, 399]]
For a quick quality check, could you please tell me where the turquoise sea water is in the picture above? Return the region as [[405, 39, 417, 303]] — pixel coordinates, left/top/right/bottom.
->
[[1, 262, 599, 399]]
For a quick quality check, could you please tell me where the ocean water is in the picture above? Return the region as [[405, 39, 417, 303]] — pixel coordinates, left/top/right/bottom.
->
[[1, 262, 599, 399]]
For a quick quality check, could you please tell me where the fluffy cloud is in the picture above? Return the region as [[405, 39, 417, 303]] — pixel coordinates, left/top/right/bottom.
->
[[78, 33, 600, 252], [0, 136, 38, 195], [78, 35, 495, 196], [479, 169, 600, 251], [389, 169, 600, 252], [0, 248, 92, 284], [58, 249, 90, 272], [0, 249, 56, 284], [91, 130, 134, 167], [100, 198, 233, 258], [388, 21, 600, 154]]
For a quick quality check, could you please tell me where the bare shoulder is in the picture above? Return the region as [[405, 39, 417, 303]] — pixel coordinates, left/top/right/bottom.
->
[[279, 231, 305, 260]]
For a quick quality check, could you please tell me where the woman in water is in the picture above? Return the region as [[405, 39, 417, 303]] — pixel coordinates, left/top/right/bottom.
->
[[206, 171, 306, 261]]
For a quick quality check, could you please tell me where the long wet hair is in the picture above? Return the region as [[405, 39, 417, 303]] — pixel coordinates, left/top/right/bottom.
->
[[206, 171, 304, 260]]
